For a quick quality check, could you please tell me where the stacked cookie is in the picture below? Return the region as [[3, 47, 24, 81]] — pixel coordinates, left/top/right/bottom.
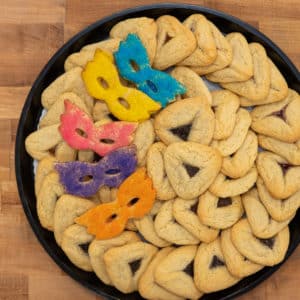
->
[[25, 14, 300, 300]]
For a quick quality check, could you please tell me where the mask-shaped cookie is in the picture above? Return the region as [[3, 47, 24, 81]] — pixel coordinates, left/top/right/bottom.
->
[[153, 15, 196, 70], [110, 17, 157, 64], [220, 229, 263, 278], [211, 90, 240, 140], [164, 142, 222, 199], [115, 34, 186, 107], [146, 142, 176, 201], [242, 188, 294, 238], [221, 43, 270, 101], [179, 14, 217, 67], [211, 108, 251, 156], [88, 231, 140, 285], [258, 135, 300, 165], [170, 66, 212, 104], [206, 32, 253, 83], [256, 151, 300, 199], [191, 21, 233, 75], [154, 200, 199, 245], [139, 247, 183, 300], [61, 224, 94, 271], [134, 201, 171, 247], [64, 38, 121, 71], [198, 191, 243, 229], [53, 195, 95, 245], [25, 124, 62, 161], [55, 146, 137, 197], [133, 120, 155, 166], [36, 172, 64, 231], [173, 198, 219, 242], [257, 177, 300, 222], [41, 67, 94, 111], [104, 241, 158, 293], [154, 97, 215, 146], [221, 131, 258, 178], [251, 89, 300, 143], [194, 238, 240, 293], [82, 49, 161, 122], [209, 167, 257, 198], [155, 245, 203, 299], [231, 219, 290, 266], [240, 59, 288, 106]]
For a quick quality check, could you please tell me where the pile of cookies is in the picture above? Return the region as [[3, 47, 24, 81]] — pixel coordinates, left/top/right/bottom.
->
[[24, 14, 300, 300]]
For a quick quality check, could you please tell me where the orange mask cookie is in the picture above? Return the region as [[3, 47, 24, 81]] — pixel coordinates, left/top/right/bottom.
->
[[75, 168, 156, 239]]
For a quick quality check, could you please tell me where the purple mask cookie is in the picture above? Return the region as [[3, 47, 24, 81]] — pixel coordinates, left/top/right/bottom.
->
[[55, 146, 137, 197]]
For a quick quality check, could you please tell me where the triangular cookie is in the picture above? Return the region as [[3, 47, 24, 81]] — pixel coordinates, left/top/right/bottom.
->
[[231, 219, 290, 266], [54, 195, 95, 245], [191, 21, 233, 75], [103, 241, 158, 293], [89, 231, 140, 285], [41, 67, 94, 111], [221, 43, 270, 101], [256, 151, 300, 199], [207, 32, 253, 83], [110, 17, 157, 64], [139, 247, 183, 300], [257, 176, 300, 222], [179, 14, 217, 67], [34, 155, 56, 196], [173, 197, 219, 242], [61, 224, 94, 271], [194, 238, 239, 293], [198, 191, 243, 229], [258, 135, 300, 165], [134, 201, 171, 247], [240, 58, 288, 106], [242, 188, 294, 238], [154, 200, 199, 245], [153, 15, 196, 70], [221, 131, 258, 178], [164, 142, 222, 199], [37, 172, 64, 231], [251, 89, 300, 143], [25, 123, 62, 160], [155, 245, 203, 299], [154, 97, 215, 146], [221, 229, 263, 278], [211, 108, 251, 156]]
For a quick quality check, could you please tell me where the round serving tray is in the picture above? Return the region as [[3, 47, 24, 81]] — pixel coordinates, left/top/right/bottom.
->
[[15, 3, 300, 300]]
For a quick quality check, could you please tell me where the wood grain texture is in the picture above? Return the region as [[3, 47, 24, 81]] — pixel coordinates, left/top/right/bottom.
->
[[0, 1, 299, 299]]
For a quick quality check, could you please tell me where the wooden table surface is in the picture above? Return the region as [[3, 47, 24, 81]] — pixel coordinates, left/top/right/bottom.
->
[[1, 0, 299, 299]]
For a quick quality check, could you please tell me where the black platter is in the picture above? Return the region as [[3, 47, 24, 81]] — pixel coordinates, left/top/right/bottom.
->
[[15, 3, 300, 300]]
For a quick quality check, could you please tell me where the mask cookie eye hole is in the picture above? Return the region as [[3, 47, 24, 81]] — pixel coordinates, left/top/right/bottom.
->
[[146, 80, 158, 93], [100, 138, 115, 144], [127, 197, 140, 207], [105, 169, 121, 175], [75, 128, 88, 138], [97, 77, 110, 89], [106, 213, 118, 223], [130, 60, 140, 72], [79, 175, 93, 182], [118, 97, 131, 109]]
